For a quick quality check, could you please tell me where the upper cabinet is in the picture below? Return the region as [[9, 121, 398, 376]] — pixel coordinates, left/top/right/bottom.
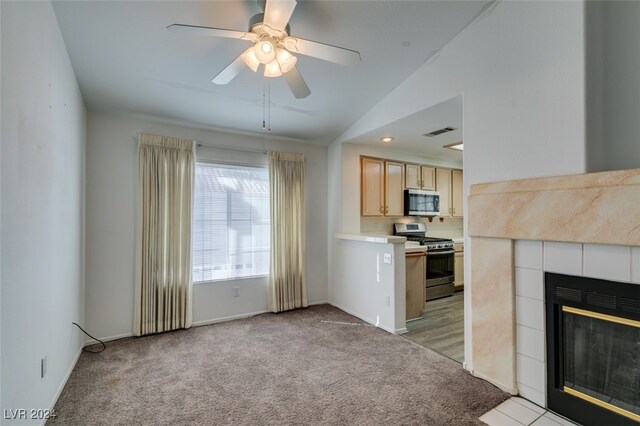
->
[[405, 164, 435, 190], [436, 168, 463, 217], [361, 157, 385, 216], [361, 156, 462, 218], [385, 161, 405, 216], [361, 157, 405, 217], [452, 169, 463, 218]]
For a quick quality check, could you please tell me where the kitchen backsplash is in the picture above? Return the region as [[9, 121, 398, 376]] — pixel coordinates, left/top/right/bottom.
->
[[360, 216, 464, 238]]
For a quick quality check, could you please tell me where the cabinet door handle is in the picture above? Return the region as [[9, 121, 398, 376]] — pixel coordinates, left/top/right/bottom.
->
[[379, 206, 384, 214], [384, 205, 389, 214]]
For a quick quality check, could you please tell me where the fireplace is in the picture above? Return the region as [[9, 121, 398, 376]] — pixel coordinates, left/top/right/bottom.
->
[[545, 272, 640, 426]]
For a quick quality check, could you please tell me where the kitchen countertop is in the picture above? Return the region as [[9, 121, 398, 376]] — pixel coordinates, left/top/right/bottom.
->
[[405, 245, 428, 254], [335, 233, 407, 244]]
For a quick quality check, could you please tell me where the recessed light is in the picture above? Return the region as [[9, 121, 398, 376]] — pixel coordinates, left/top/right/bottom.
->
[[380, 137, 394, 143], [443, 142, 463, 151]]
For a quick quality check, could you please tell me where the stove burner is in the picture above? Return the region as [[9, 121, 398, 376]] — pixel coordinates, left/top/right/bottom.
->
[[393, 222, 455, 251]]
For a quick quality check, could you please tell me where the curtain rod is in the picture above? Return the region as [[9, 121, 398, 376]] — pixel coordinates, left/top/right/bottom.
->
[[196, 142, 268, 155]]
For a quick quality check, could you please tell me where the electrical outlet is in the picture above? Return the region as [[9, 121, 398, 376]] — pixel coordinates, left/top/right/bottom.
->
[[41, 356, 47, 378], [383, 253, 392, 264], [233, 286, 240, 297]]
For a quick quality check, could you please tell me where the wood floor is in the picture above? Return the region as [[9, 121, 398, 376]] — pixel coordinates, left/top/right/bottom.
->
[[402, 291, 464, 363]]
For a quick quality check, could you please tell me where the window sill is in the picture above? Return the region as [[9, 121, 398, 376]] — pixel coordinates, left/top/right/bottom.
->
[[193, 275, 269, 285]]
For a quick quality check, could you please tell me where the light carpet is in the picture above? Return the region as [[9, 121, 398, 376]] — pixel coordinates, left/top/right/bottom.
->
[[49, 305, 508, 425]]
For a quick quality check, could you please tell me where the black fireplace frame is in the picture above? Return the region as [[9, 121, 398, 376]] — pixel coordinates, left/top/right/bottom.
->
[[545, 272, 640, 426]]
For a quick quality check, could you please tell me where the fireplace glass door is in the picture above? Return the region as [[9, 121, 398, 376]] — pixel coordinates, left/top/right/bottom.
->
[[562, 307, 640, 418], [546, 272, 640, 426]]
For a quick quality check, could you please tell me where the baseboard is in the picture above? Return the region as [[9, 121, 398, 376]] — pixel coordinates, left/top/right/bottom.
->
[[85, 332, 134, 347], [307, 300, 328, 306], [43, 346, 83, 426], [192, 309, 270, 327]]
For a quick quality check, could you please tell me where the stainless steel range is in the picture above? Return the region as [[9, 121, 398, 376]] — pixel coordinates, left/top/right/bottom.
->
[[394, 223, 455, 301]]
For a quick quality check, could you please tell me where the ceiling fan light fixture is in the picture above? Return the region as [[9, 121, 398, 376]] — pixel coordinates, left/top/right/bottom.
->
[[276, 48, 297, 74], [264, 60, 283, 78], [254, 38, 276, 64], [240, 47, 260, 72]]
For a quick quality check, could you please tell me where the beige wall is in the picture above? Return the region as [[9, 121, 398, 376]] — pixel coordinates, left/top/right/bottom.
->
[[86, 112, 328, 340]]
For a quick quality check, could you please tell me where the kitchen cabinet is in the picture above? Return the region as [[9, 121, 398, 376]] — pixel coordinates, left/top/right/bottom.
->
[[385, 161, 404, 216], [360, 156, 404, 216], [454, 242, 464, 289], [361, 157, 385, 216], [406, 252, 426, 321], [405, 164, 435, 190], [435, 168, 463, 217], [452, 169, 463, 217]]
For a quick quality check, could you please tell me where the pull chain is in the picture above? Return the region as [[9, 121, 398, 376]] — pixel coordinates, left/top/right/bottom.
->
[[262, 73, 266, 130], [267, 78, 271, 132]]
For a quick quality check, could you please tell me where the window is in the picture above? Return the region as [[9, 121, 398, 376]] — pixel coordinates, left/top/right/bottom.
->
[[192, 162, 270, 282]]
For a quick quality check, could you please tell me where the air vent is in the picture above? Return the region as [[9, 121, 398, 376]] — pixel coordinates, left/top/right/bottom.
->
[[556, 287, 582, 302], [620, 297, 640, 314], [423, 127, 456, 137], [585, 292, 616, 309]]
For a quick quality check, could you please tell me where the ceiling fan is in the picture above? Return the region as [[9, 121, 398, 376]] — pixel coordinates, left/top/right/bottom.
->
[[167, 0, 361, 99]]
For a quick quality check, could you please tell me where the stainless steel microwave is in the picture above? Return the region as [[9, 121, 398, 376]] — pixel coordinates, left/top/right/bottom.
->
[[404, 189, 440, 216]]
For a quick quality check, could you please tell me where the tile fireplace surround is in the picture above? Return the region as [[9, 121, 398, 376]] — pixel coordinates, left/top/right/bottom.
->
[[467, 168, 640, 407]]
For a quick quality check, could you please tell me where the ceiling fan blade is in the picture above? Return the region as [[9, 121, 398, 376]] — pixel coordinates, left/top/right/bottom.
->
[[263, 0, 297, 31], [167, 24, 249, 40], [212, 55, 246, 85], [283, 67, 310, 99], [289, 38, 361, 67]]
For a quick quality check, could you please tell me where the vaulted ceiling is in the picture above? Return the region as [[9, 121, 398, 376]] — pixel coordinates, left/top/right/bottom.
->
[[52, 0, 489, 146]]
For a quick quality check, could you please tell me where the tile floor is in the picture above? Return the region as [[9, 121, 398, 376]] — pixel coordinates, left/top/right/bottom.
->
[[480, 397, 580, 426]]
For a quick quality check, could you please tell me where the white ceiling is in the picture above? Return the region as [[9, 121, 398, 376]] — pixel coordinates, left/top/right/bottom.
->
[[345, 95, 463, 165], [52, 0, 488, 145]]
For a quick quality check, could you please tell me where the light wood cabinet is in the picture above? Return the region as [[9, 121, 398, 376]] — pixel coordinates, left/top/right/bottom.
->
[[405, 164, 421, 189], [454, 242, 464, 289], [406, 252, 426, 321], [421, 166, 436, 190], [405, 164, 435, 190], [361, 156, 461, 218], [385, 161, 404, 216], [360, 157, 404, 217], [436, 168, 452, 215], [361, 157, 385, 216], [452, 169, 463, 217], [436, 168, 463, 217]]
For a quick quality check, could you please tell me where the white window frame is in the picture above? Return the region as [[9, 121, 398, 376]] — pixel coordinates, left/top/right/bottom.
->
[[192, 160, 270, 284]]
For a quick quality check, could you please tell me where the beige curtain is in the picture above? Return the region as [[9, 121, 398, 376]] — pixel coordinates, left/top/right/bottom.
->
[[268, 151, 307, 312], [134, 133, 195, 336]]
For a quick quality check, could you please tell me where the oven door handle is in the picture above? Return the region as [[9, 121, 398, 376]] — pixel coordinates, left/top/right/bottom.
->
[[428, 250, 455, 255]]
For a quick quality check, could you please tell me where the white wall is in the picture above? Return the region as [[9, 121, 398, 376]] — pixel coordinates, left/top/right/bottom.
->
[[586, 1, 640, 171], [337, 1, 587, 183], [331, 238, 406, 334], [86, 112, 328, 340], [1, 1, 86, 421], [329, 1, 587, 372]]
